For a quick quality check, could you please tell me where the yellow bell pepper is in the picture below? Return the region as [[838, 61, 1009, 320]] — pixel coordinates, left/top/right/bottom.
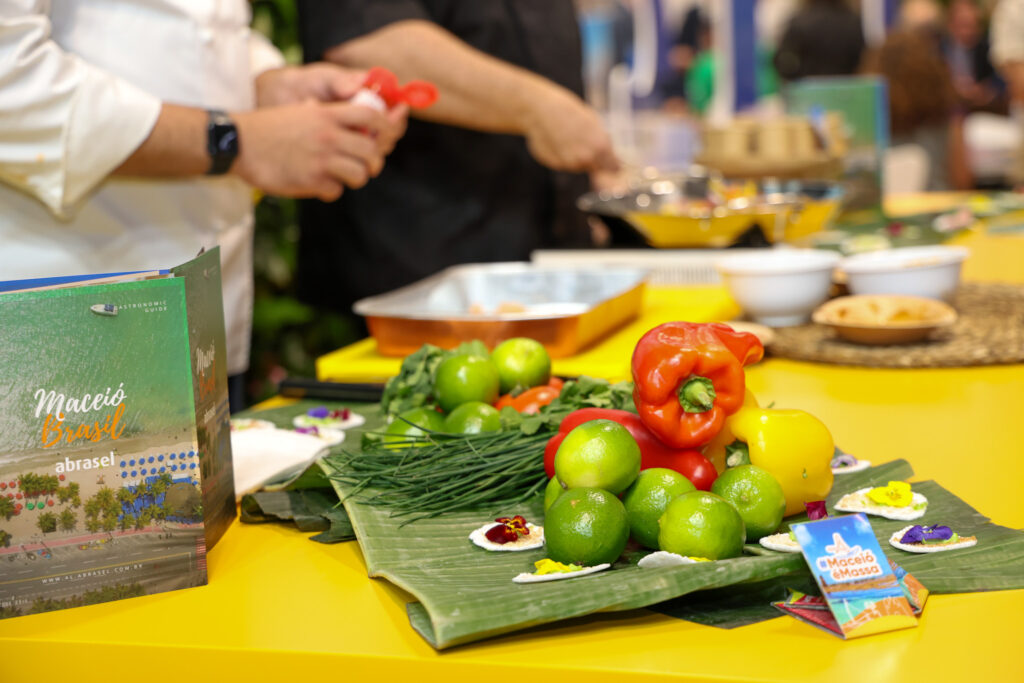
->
[[702, 389, 759, 473], [719, 406, 835, 516]]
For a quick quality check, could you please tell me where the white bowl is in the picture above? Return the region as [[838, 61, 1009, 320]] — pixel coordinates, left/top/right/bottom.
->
[[840, 246, 968, 301], [716, 249, 841, 326]]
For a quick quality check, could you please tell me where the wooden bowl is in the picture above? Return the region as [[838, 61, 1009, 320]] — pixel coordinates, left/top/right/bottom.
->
[[812, 295, 957, 345]]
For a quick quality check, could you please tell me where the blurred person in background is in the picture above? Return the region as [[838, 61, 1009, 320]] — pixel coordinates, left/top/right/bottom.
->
[[900, 0, 944, 34], [660, 0, 794, 113], [681, 12, 780, 116], [990, 0, 1024, 184], [862, 30, 973, 191], [661, 3, 708, 110], [774, 0, 865, 82], [0, 0, 406, 411], [943, 0, 1008, 114], [295, 0, 620, 320]]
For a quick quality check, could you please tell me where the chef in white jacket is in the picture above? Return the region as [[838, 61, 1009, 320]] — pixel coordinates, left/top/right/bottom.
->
[[0, 0, 407, 407]]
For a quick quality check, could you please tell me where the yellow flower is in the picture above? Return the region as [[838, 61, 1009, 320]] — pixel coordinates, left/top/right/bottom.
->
[[533, 559, 583, 575], [867, 481, 913, 508]]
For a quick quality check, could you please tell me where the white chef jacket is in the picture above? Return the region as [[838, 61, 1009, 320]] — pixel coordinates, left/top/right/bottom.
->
[[991, 0, 1024, 183], [0, 0, 285, 375]]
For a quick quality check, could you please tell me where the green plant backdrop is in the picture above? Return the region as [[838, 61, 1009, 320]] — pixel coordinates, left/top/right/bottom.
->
[[247, 3, 363, 404]]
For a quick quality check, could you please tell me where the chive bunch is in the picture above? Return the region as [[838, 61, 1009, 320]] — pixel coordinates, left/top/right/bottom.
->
[[324, 429, 550, 522]]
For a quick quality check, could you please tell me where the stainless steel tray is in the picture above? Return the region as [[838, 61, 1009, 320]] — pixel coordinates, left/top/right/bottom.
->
[[352, 262, 647, 357]]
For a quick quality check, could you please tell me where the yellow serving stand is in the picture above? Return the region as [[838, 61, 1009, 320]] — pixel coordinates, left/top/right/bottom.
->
[[2, 196, 1023, 681]]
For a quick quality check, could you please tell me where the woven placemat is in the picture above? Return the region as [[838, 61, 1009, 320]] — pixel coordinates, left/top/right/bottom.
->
[[768, 282, 1024, 367]]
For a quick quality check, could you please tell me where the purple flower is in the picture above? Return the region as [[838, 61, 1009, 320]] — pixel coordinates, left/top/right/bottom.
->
[[805, 501, 828, 520], [308, 407, 329, 419], [900, 525, 953, 544], [294, 426, 319, 436], [831, 453, 858, 469]]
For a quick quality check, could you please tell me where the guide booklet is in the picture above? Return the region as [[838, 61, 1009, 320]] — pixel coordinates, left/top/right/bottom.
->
[[0, 249, 234, 619]]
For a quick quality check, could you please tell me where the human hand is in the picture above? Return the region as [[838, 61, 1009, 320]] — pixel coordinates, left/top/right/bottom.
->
[[379, 104, 410, 156], [589, 168, 629, 194], [255, 63, 366, 107], [232, 100, 399, 201], [255, 63, 408, 156], [523, 84, 619, 174]]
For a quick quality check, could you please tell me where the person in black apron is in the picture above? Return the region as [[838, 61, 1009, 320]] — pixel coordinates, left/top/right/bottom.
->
[[295, 0, 619, 317]]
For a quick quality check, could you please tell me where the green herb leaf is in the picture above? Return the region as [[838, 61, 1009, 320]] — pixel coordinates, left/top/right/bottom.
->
[[453, 340, 490, 359]]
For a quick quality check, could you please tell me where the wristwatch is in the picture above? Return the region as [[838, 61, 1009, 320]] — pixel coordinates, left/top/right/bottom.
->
[[206, 110, 239, 175]]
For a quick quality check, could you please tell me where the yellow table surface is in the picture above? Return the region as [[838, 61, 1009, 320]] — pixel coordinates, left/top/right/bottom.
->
[[3, 196, 1024, 681]]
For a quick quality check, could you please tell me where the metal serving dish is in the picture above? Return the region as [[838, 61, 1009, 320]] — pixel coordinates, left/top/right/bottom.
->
[[578, 172, 843, 248], [353, 262, 647, 357]]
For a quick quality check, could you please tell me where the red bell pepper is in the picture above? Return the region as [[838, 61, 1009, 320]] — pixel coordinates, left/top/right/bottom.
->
[[631, 322, 763, 450], [543, 408, 718, 490]]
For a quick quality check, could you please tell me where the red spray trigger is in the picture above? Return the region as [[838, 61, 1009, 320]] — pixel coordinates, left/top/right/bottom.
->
[[399, 81, 438, 109], [360, 67, 438, 110]]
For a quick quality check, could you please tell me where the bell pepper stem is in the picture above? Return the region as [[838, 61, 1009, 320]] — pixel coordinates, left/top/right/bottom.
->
[[679, 376, 716, 413], [725, 441, 751, 468]]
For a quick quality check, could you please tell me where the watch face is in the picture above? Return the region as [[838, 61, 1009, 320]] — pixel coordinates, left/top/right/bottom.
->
[[212, 125, 238, 155], [207, 111, 238, 175]]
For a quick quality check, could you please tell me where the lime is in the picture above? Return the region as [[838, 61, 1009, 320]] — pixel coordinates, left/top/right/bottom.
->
[[433, 354, 500, 413], [711, 465, 786, 541], [544, 487, 629, 566], [383, 407, 445, 447], [544, 476, 567, 513], [658, 491, 746, 560], [443, 401, 501, 434], [490, 337, 551, 394], [553, 419, 641, 495], [622, 468, 696, 549]]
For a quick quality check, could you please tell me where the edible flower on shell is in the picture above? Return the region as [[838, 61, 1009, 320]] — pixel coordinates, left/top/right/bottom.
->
[[484, 515, 530, 544], [805, 501, 828, 520], [867, 481, 913, 508], [533, 559, 583, 575], [900, 525, 954, 544]]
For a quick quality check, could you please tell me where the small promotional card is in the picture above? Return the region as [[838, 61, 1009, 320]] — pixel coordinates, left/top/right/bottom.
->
[[777, 514, 922, 638]]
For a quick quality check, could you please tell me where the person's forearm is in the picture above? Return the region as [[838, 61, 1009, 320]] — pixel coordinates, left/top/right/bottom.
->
[[323, 20, 557, 133], [112, 104, 210, 176]]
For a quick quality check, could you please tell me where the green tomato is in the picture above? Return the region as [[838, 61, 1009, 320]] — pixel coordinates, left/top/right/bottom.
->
[[384, 407, 445, 448], [433, 353, 500, 413], [443, 401, 502, 434]]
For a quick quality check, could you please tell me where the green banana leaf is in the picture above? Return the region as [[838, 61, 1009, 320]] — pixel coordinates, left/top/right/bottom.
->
[[242, 401, 1024, 648], [240, 489, 353, 543]]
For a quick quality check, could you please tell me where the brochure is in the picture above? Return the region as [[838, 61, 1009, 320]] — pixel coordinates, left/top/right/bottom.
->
[[0, 250, 234, 619]]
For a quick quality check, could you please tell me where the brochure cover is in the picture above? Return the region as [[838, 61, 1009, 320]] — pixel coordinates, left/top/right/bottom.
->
[[785, 76, 889, 212], [171, 250, 235, 548], [788, 514, 918, 638], [0, 276, 212, 619]]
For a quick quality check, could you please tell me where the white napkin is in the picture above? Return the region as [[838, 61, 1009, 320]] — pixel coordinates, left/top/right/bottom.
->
[[230, 428, 331, 500]]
